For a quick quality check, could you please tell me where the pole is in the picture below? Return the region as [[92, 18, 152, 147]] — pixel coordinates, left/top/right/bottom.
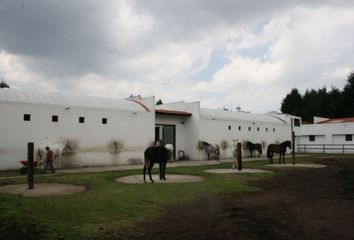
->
[[237, 142, 242, 171], [291, 118, 296, 165], [27, 142, 34, 190]]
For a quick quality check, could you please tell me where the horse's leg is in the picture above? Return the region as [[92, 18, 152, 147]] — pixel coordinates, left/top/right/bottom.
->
[[148, 162, 154, 183], [270, 152, 273, 164], [143, 161, 147, 183], [159, 162, 163, 180], [162, 161, 167, 180], [57, 154, 62, 170]]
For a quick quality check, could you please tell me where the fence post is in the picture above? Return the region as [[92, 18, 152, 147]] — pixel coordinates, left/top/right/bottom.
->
[[237, 142, 242, 171], [27, 142, 34, 190], [292, 131, 295, 165]]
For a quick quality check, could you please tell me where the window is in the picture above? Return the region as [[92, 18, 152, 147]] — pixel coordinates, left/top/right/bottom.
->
[[265, 128, 268, 132], [102, 118, 107, 124], [257, 127, 260, 132], [309, 135, 315, 142], [345, 134, 353, 141], [248, 127, 251, 131], [228, 125, 231, 130], [238, 126, 241, 131], [79, 116, 85, 123], [52, 115, 58, 122], [294, 118, 301, 127], [273, 128, 275, 132], [23, 114, 31, 121]]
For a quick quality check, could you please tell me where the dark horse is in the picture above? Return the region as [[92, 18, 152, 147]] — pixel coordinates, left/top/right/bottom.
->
[[199, 141, 220, 160], [143, 145, 171, 183], [267, 140, 292, 164], [246, 141, 262, 157]]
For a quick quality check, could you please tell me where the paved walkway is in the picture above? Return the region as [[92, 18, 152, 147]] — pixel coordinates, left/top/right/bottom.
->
[[59, 156, 267, 174], [1, 155, 307, 179]]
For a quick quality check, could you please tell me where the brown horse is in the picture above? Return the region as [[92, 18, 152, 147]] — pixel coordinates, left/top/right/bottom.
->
[[246, 141, 262, 157], [266, 140, 291, 164]]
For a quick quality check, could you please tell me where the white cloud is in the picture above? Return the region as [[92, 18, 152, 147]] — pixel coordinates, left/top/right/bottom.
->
[[1, 1, 354, 113]]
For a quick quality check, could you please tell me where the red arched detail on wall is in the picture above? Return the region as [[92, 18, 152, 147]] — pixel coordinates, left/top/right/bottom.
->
[[127, 99, 150, 112]]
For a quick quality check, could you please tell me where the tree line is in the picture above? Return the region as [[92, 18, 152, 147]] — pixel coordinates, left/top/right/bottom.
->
[[281, 72, 354, 123]]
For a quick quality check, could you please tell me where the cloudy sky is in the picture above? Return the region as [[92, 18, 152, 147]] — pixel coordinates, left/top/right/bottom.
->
[[0, 0, 353, 113]]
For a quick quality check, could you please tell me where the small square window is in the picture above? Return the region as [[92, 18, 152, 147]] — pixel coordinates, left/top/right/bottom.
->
[[257, 127, 260, 131], [309, 135, 315, 142], [265, 128, 268, 132], [238, 126, 241, 131], [294, 119, 301, 127], [273, 128, 275, 132], [23, 114, 31, 121], [79, 117, 85, 123], [52, 115, 58, 122], [248, 127, 251, 131], [102, 118, 107, 124], [345, 134, 353, 141]]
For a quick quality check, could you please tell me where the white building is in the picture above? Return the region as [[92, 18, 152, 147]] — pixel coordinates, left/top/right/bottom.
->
[[155, 101, 301, 160], [296, 117, 354, 153], [0, 88, 301, 170], [0, 88, 155, 169]]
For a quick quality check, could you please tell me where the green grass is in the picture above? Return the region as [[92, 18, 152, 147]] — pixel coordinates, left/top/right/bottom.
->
[[0, 155, 324, 239]]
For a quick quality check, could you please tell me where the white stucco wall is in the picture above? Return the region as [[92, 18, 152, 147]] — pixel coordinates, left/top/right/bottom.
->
[[296, 122, 354, 153], [0, 97, 154, 170], [199, 116, 293, 158], [155, 101, 200, 160]]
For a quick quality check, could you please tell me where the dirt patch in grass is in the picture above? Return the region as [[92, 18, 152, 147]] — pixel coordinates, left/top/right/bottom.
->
[[110, 157, 354, 240], [0, 183, 86, 197], [116, 174, 204, 184]]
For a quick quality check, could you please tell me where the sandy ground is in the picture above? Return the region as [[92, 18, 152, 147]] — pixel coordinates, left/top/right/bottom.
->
[[204, 168, 273, 174], [0, 183, 86, 197], [116, 174, 204, 184], [265, 163, 327, 168]]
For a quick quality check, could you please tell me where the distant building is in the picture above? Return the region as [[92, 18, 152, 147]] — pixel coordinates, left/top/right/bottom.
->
[[296, 117, 354, 153]]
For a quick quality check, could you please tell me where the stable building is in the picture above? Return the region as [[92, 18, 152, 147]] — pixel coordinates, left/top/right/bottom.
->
[[0, 88, 301, 170], [0, 88, 155, 169], [296, 117, 354, 153], [156, 101, 301, 160]]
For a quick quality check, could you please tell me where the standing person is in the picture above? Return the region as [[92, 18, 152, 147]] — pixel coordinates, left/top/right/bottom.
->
[[44, 146, 55, 173]]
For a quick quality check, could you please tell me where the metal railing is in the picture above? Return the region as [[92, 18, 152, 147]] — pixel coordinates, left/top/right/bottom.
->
[[297, 144, 354, 154]]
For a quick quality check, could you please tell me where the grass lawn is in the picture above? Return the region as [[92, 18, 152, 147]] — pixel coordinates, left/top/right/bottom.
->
[[0, 155, 320, 239]]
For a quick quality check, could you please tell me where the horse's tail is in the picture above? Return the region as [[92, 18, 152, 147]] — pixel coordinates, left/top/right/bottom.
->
[[266, 146, 272, 158]]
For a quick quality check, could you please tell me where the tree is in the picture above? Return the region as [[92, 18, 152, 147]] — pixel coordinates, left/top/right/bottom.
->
[[302, 89, 318, 123], [327, 87, 344, 118], [342, 71, 354, 116], [0, 80, 9, 88], [280, 88, 302, 116]]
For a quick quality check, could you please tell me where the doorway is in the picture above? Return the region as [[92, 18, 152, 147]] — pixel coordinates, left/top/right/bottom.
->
[[155, 124, 176, 160]]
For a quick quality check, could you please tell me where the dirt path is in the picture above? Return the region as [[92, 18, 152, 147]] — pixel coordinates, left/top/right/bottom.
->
[[116, 157, 354, 240]]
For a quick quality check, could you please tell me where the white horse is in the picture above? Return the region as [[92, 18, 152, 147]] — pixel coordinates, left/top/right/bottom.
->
[[165, 143, 174, 159], [199, 141, 220, 160], [37, 139, 73, 170]]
